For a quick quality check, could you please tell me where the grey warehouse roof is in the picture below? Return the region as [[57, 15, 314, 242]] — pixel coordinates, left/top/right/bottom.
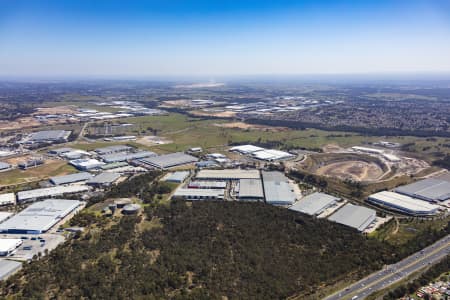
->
[[328, 203, 376, 231], [165, 171, 190, 182], [0, 260, 22, 281], [0, 199, 83, 233], [0, 162, 11, 170], [394, 178, 450, 202], [28, 130, 70, 141], [101, 151, 157, 163], [238, 179, 264, 199], [140, 152, 198, 169], [87, 172, 120, 185], [50, 172, 93, 185], [95, 145, 133, 155], [289, 192, 340, 216], [262, 171, 296, 205]]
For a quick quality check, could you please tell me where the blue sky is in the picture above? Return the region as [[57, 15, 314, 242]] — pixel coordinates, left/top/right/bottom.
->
[[0, 0, 450, 78]]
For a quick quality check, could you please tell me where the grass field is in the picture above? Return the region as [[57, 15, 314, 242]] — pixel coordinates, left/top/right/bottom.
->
[[0, 160, 77, 187]]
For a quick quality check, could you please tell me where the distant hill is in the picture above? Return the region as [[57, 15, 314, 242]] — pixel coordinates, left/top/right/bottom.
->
[[1, 201, 397, 299]]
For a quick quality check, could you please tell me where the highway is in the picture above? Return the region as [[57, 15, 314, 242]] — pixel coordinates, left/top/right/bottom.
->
[[324, 234, 450, 300]]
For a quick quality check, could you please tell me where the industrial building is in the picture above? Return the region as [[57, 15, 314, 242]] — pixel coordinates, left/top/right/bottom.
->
[[328, 204, 376, 231], [69, 158, 105, 170], [0, 260, 22, 281], [48, 147, 74, 155], [50, 172, 93, 185], [61, 150, 91, 160], [139, 152, 198, 169], [0, 193, 15, 206], [196, 169, 260, 180], [87, 172, 121, 187], [18, 159, 44, 170], [289, 192, 340, 216], [101, 162, 128, 170], [230, 145, 265, 154], [188, 181, 227, 189], [367, 191, 440, 216], [164, 171, 190, 183], [172, 188, 225, 201], [0, 162, 11, 171], [101, 151, 156, 163], [394, 178, 450, 202], [95, 145, 133, 155], [0, 199, 83, 234], [251, 149, 295, 161], [262, 171, 297, 206], [0, 239, 23, 256], [237, 179, 264, 201], [17, 185, 90, 202], [27, 130, 71, 143]]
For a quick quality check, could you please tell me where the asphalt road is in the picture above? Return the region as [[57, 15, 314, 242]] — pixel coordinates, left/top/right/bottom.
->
[[324, 234, 450, 300]]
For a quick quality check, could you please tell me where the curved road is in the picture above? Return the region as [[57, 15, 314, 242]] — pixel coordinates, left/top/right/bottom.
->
[[324, 234, 450, 300]]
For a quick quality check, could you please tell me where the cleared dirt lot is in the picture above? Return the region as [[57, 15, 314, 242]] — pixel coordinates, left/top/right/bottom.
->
[[214, 122, 288, 132], [316, 160, 385, 182]]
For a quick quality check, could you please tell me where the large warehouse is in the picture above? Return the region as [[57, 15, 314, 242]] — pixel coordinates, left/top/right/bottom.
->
[[230, 145, 264, 154], [0, 199, 83, 234], [172, 188, 225, 201], [27, 130, 71, 143], [70, 158, 105, 170], [95, 145, 133, 155], [251, 149, 295, 161], [394, 178, 450, 202], [139, 152, 198, 169], [237, 179, 264, 201], [289, 192, 340, 216], [262, 171, 296, 206], [196, 169, 260, 180], [100, 151, 157, 163], [328, 204, 376, 232], [50, 172, 93, 185], [367, 191, 440, 216], [17, 185, 90, 202]]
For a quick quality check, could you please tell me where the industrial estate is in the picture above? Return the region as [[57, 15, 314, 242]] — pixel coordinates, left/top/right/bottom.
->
[[0, 80, 450, 300]]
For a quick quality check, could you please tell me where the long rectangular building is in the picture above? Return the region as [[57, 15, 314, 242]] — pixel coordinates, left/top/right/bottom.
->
[[0, 193, 15, 206], [140, 152, 198, 169], [196, 169, 260, 180], [50, 172, 93, 185], [95, 145, 133, 155], [17, 185, 90, 202], [367, 191, 440, 216], [328, 204, 376, 232], [237, 179, 264, 201], [0, 199, 83, 234], [27, 130, 71, 143], [289, 192, 339, 216], [262, 171, 296, 206], [172, 188, 225, 201], [101, 151, 157, 163], [394, 178, 450, 202]]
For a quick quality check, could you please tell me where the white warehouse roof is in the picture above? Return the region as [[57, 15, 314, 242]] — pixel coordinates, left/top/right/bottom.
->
[[0, 199, 83, 234], [173, 188, 225, 200], [230, 145, 265, 154], [0, 193, 15, 206], [252, 149, 294, 161], [17, 185, 90, 202], [394, 178, 450, 202], [367, 191, 440, 216], [196, 169, 260, 180], [0, 239, 22, 255]]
